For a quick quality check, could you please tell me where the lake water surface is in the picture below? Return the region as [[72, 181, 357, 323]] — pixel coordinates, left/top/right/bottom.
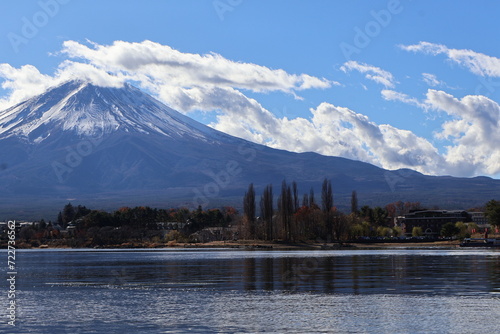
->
[[2, 248, 500, 333]]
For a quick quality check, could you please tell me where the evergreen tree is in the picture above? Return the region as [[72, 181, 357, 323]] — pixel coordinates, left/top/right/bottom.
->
[[351, 190, 358, 215], [74, 205, 91, 221], [360, 205, 374, 224], [441, 222, 460, 238], [62, 202, 75, 227], [485, 200, 500, 227], [373, 207, 388, 225]]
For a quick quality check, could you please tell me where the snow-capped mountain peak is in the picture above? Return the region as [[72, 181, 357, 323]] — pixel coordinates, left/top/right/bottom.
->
[[0, 80, 214, 142], [0, 79, 499, 218]]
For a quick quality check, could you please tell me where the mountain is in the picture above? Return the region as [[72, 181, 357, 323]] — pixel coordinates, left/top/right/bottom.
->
[[0, 80, 499, 219]]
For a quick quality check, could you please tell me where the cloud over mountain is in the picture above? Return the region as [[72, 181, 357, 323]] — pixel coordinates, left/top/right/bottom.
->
[[426, 90, 500, 176], [1, 40, 500, 178]]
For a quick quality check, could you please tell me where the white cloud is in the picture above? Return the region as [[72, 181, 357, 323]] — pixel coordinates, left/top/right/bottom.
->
[[212, 99, 445, 175], [400, 42, 500, 77], [60, 40, 334, 94], [399, 41, 448, 55], [55, 61, 125, 88], [340, 61, 396, 88], [0, 40, 334, 114], [0, 61, 124, 111], [0, 64, 54, 111], [422, 73, 443, 87], [2, 40, 500, 177], [425, 90, 500, 175], [383, 85, 500, 176], [381, 89, 427, 109]]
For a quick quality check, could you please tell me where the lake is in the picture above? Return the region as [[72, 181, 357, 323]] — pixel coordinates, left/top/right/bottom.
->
[[2, 248, 500, 333]]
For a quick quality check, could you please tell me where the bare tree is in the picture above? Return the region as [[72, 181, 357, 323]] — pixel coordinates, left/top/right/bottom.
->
[[309, 188, 316, 208], [292, 181, 299, 213], [278, 180, 293, 241], [332, 213, 349, 242], [302, 193, 309, 208], [321, 178, 333, 241], [260, 184, 274, 241], [243, 183, 256, 239]]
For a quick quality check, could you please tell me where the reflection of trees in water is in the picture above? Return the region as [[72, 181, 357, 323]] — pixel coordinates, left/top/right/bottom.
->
[[352, 255, 359, 295], [281, 257, 295, 290], [489, 256, 500, 293], [61, 252, 500, 295], [244, 258, 256, 291], [322, 257, 335, 293], [262, 257, 274, 291], [236, 254, 500, 295], [280, 257, 321, 291]]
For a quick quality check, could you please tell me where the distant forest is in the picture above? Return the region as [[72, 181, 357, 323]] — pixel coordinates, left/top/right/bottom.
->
[[2, 178, 500, 248]]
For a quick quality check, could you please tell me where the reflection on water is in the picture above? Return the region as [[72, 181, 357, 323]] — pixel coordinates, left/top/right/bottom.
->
[[20, 249, 499, 295], [4, 249, 500, 333]]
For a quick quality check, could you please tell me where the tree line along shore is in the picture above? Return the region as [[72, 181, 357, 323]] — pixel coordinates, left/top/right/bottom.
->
[[2, 179, 500, 249]]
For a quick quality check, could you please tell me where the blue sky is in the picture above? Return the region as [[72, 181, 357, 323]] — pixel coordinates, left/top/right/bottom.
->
[[1, 0, 500, 178]]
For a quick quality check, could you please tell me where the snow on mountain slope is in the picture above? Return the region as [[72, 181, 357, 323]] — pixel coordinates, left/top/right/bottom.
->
[[0, 80, 219, 142], [1, 79, 500, 219], [0, 79, 265, 198]]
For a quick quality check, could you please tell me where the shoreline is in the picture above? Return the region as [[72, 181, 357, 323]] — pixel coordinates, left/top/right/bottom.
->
[[5, 240, 464, 250]]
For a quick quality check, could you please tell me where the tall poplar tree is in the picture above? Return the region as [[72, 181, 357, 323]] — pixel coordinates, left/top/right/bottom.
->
[[351, 190, 358, 215], [278, 180, 293, 241], [243, 183, 256, 239], [321, 178, 333, 241], [260, 184, 274, 240], [292, 181, 299, 213]]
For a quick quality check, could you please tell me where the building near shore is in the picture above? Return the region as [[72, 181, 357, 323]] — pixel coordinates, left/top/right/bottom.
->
[[469, 212, 489, 230], [399, 210, 472, 237]]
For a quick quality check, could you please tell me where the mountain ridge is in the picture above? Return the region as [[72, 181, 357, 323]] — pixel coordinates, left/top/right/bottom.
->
[[0, 80, 499, 219]]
